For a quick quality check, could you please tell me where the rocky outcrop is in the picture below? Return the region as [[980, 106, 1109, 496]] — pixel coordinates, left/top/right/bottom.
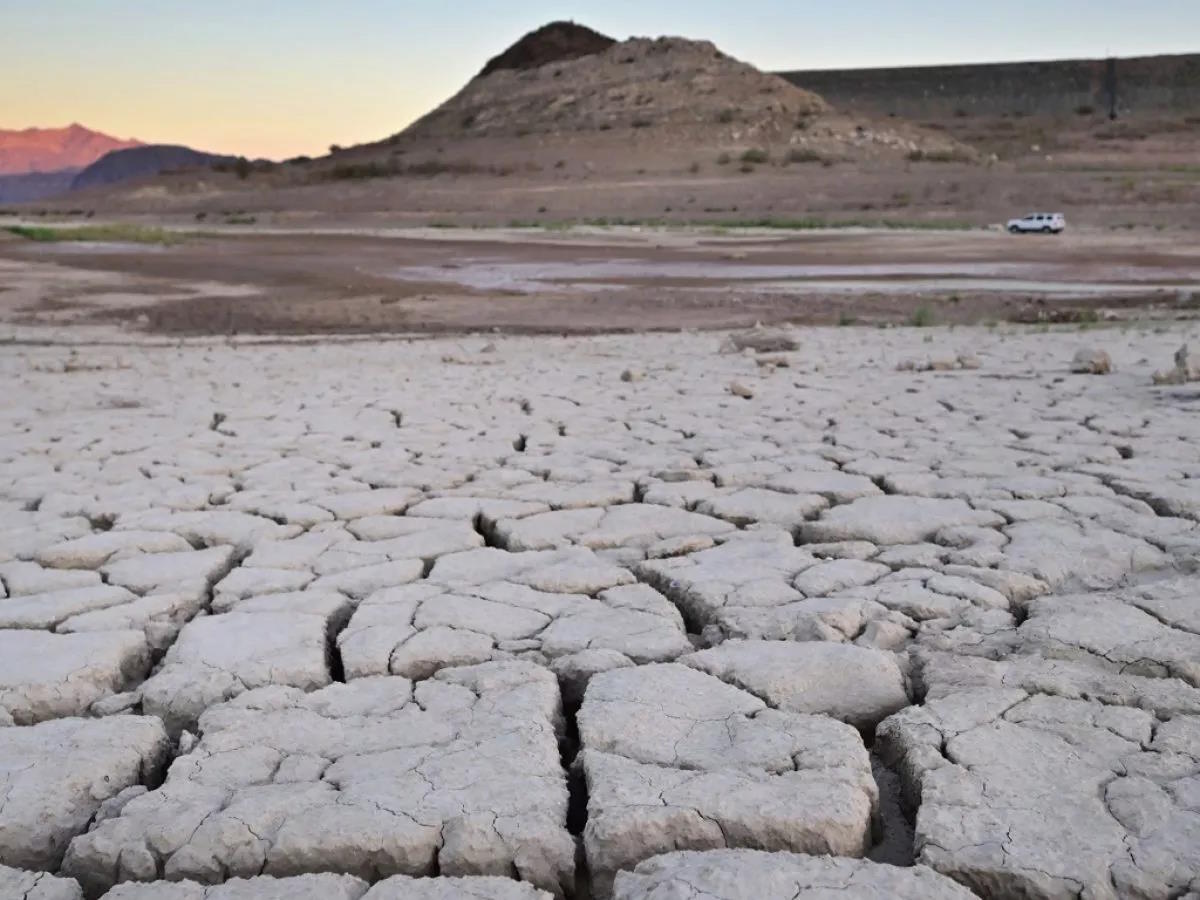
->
[[479, 21, 615, 78]]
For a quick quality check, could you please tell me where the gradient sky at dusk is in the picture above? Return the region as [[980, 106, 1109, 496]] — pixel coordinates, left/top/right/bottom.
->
[[4, 1, 1197, 160]]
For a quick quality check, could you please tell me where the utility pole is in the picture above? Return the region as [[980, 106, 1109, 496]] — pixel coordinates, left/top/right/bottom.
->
[[1105, 56, 1119, 119]]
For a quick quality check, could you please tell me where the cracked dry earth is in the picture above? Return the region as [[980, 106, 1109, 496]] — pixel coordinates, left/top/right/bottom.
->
[[1, 323, 1199, 900]]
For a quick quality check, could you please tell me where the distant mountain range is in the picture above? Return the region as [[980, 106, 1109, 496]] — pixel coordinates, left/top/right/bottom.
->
[[70, 144, 236, 191], [0, 123, 142, 175], [0, 124, 237, 205]]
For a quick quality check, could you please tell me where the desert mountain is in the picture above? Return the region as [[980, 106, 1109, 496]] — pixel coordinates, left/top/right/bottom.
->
[[0, 124, 142, 175], [382, 28, 967, 162], [71, 144, 237, 192]]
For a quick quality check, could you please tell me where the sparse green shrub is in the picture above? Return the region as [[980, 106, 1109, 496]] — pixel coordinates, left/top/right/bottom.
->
[[907, 149, 968, 163], [717, 152, 732, 165], [786, 148, 823, 164], [838, 311, 858, 326], [909, 305, 936, 327], [324, 159, 524, 181], [741, 148, 770, 165], [4, 224, 181, 244], [327, 161, 397, 179], [718, 109, 736, 124]]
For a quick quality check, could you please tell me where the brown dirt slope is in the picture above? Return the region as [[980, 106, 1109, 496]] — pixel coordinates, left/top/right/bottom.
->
[[479, 21, 616, 78]]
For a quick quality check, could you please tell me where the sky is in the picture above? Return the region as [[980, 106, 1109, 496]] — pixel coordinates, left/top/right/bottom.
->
[[3, 1, 1197, 160]]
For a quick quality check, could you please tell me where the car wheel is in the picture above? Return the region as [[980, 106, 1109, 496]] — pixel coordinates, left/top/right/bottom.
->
[[1009, 226, 1021, 234], [1042, 226, 1051, 233]]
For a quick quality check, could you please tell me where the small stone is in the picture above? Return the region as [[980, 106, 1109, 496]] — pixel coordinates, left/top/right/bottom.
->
[[729, 381, 755, 399], [724, 329, 800, 353], [755, 354, 791, 368], [90, 690, 142, 717], [178, 730, 199, 754], [1153, 344, 1200, 384], [1071, 347, 1112, 374]]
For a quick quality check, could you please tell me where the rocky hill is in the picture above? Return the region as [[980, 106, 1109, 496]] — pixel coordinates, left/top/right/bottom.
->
[[0, 124, 141, 175], [384, 31, 968, 163]]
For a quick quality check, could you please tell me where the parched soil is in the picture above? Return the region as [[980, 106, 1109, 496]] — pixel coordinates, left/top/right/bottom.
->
[[3, 322, 1200, 898]]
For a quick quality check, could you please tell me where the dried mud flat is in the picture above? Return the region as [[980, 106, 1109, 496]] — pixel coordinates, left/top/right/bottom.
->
[[2, 227, 1199, 336], [2, 320, 1200, 900]]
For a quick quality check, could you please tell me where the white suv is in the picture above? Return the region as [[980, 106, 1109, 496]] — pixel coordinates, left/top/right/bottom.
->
[[1007, 212, 1066, 234]]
